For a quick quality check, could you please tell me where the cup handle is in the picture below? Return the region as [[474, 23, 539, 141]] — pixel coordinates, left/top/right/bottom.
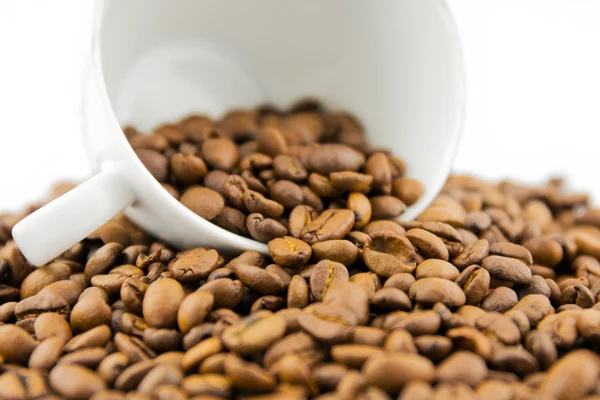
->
[[12, 165, 135, 266]]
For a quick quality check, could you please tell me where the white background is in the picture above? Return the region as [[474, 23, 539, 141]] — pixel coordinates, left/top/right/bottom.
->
[[1, 1, 599, 212]]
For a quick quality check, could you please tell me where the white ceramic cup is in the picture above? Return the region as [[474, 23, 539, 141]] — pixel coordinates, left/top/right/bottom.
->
[[13, 0, 465, 266]]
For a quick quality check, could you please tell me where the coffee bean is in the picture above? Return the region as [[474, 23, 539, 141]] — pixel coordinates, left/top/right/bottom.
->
[[298, 302, 357, 344], [29, 336, 65, 371], [370, 287, 412, 311], [452, 239, 489, 270], [20, 262, 71, 299], [482, 255, 532, 285], [247, 213, 288, 242], [385, 310, 442, 336], [350, 272, 381, 296], [57, 347, 108, 368], [455, 265, 490, 305], [512, 294, 554, 327], [198, 278, 244, 309], [142, 328, 182, 353], [168, 248, 222, 282], [363, 353, 435, 393], [406, 228, 450, 260], [329, 171, 373, 192], [480, 287, 519, 313], [0, 324, 36, 364], [415, 259, 460, 280], [268, 236, 312, 269], [309, 260, 349, 302], [364, 231, 417, 277], [244, 190, 285, 219], [370, 195, 407, 220], [539, 349, 599, 399], [222, 311, 286, 354], [201, 137, 238, 171], [524, 330, 557, 370], [287, 275, 310, 309], [306, 144, 365, 175], [392, 177, 425, 206], [269, 180, 304, 209], [232, 263, 286, 295], [288, 205, 317, 238], [114, 332, 156, 363], [49, 364, 106, 399], [180, 187, 225, 220], [383, 273, 416, 292], [143, 278, 184, 329], [135, 149, 169, 181], [409, 277, 466, 308], [413, 335, 453, 362], [170, 153, 207, 186], [137, 363, 183, 394], [300, 209, 355, 245], [63, 325, 111, 352], [177, 291, 214, 334], [311, 240, 359, 266], [203, 170, 230, 195]]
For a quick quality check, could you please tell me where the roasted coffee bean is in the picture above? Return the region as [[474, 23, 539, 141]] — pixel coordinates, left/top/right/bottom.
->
[[247, 213, 288, 242], [50, 364, 106, 399], [482, 255, 532, 285], [63, 325, 111, 352], [455, 265, 490, 305], [414, 334, 453, 362], [20, 262, 71, 299], [363, 353, 435, 393], [222, 311, 286, 354], [198, 278, 244, 309], [480, 287, 519, 313], [364, 231, 417, 277], [168, 248, 221, 282], [300, 209, 355, 245], [135, 149, 169, 181], [409, 277, 466, 308], [309, 260, 349, 301], [370, 287, 412, 311], [180, 187, 225, 220], [370, 195, 407, 220], [177, 291, 214, 334], [310, 240, 359, 266], [142, 278, 184, 329], [383, 272, 416, 292], [29, 336, 66, 371], [350, 272, 382, 296], [298, 302, 357, 343], [437, 351, 488, 387], [267, 236, 312, 269], [231, 263, 286, 295]]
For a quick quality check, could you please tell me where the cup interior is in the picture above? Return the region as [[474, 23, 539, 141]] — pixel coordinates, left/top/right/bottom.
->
[[98, 0, 464, 219]]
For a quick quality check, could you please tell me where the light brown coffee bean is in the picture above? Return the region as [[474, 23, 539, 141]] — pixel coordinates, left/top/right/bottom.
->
[[415, 259, 460, 280], [168, 248, 222, 282], [50, 364, 106, 399], [383, 273, 416, 292], [57, 347, 108, 369], [397, 381, 435, 400], [436, 351, 488, 387], [232, 263, 286, 295], [247, 213, 288, 242], [392, 177, 425, 206], [28, 336, 65, 371], [446, 326, 494, 360], [142, 328, 182, 353], [135, 149, 169, 182], [370, 287, 412, 311], [198, 278, 244, 309], [370, 195, 407, 220], [311, 240, 359, 266], [363, 353, 435, 393], [70, 295, 112, 333], [409, 277, 466, 308], [287, 275, 310, 309], [309, 260, 349, 301], [224, 354, 277, 394], [522, 237, 564, 267], [406, 228, 450, 260], [384, 310, 442, 336], [308, 173, 343, 198], [180, 187, 225, 220], [272, 154, 308, 182], [297, 302, 357, 344], [364, 231, 417, 277], [20, 262, 71, 299], [363, 220, 406, 236], [34, 312, 73, 342], [455, 265, 490, 305], [221, 174, 248, 209], [143, 278, 184, 329], [177, 291, 214, 334], [347, 192, 372, 229], [201, 137, 238, 171], [350, 272, 381, 296], [129, 134, 169, 151], [212, 206, 249, 236], [114, 332, 156, 363], [300, 209, 355, 245], [222, 311, 286, 354], [539, 349, 599, 399], [480, 287, 519, 313], [482, 255, 532, 285], [256, 126, 287, 157], [268, 236, 312, 269], [137, 364, 183, 394], [414, 335, 453, 362], [63, 325, 111, 352], [453, 239, 489, 270], [489, 242, 533, 265], [329, 171, 373, 192], [306, 144, 365, 174], [512, 294, 554, 327], [203, 170, 230, 195], [524, 330, 557, 370], [170, 153, 207, 186], [182, 373, 232, 397], [243, 190, 285, 219], [288, 205, 317, 238]]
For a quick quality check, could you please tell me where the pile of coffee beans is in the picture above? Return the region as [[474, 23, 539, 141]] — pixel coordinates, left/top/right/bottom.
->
[[1, 173, 600, 399], [124, 100, 424, 243]]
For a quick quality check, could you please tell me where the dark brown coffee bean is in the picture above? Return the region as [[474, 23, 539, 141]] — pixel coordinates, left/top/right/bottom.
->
[[250, 295, 285, 314], [224, 354, 277, 393], [201, 137, 238, 171], [482, 255, 532, 285], [114, 332, 156, 364], [363, 353, 435, 393], [212, 206, 249, 236], [446, 326, 494, 360], [198, 278, 244, 309], [455, 265, 490, 305], [309, 260, 349, 301], [170, 153, 207, 186], [256, 126, 287, 157], [522, 237, 564, 267], [135, 149, 169, 181], [50, 364, 106, 399], [137, 363, 183, 394], [180, 187, 225, 220], [247, 213, 288, 242], [267, 237, 312, 269], [273, 155, 308, 181], [412, 335, 452, 362], [203, 170, 230, 195], [268, 180, 304, 209], [143, 278, 184, 329], [168, 248, 222, 282], [364, 231, 417, 277]]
